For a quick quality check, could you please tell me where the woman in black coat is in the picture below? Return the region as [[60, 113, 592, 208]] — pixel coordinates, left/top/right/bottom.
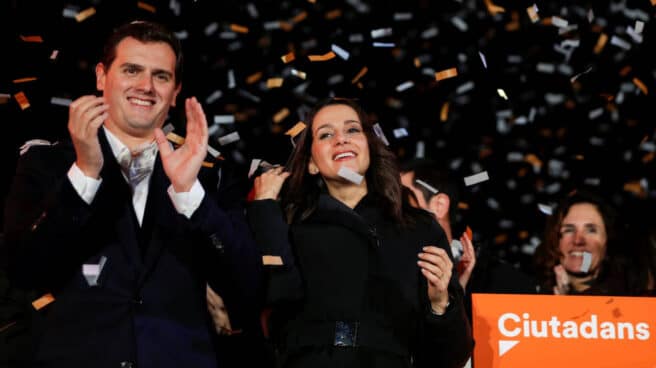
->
[[248, 98, 473, 368]]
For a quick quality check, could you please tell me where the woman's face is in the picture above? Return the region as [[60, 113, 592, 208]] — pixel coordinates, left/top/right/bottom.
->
[[308, 104, 370, 183], [558, 203, 608, 275]]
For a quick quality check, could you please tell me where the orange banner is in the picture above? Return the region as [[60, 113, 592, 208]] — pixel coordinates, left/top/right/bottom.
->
[[472, 294, 656, 368]]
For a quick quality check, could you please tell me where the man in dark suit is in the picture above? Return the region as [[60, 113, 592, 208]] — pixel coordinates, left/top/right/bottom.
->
[[3, 20, 260, 368]]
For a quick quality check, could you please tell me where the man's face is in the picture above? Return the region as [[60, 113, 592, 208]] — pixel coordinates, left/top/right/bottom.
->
[[96, 37, 180, 138]]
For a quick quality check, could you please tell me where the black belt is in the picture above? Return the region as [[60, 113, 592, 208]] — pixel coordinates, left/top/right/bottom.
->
[[284, 320, 409, 356]]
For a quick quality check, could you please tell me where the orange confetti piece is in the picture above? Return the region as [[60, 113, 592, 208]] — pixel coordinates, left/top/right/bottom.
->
[[137, 1, 156, 13], [624, 181, 646, 198], [273, 108, 290, 123], [14, 92, 30, 110], [435, 67, 458, 81], [652, 0, 656, 5], [518, 230, 529, 240], [75, 7, 96, 22], [526, 5, 539, 23], [484, 0, 506, 15], [202, 161, 215, 168], [466, 226, 473, 240], [458, 202, 469, 210], [325, 9, 342, 20], [262, 255, 283, 266], [308, 51, 336, 62], [267, 78, 284, 89], [20, 35, 43, 43], [280, 21, 293, 32], [230, 24, 249, 34], [619, 65, 632, 77], [632, 77, 648, 95], [524, 153, 543, 169], [291, 11, 308, 24], [12, 77, 37, 84], [285, 122, 307, 137], [351, 66, 368, 84], [593, 33, 608, 54], [246, 71, 263, 84], [281, 51, 296, 64], [32, 293, 55, 310], [414, 57, 421, 68], [440, 102, 450, 122], [166, 132, 185, 145], [494, 233, 508, 244], [642, 152, 655, 164]]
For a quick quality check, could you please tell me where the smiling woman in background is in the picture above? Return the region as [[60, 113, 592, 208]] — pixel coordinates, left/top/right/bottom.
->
[[534, 190, 631, 295]]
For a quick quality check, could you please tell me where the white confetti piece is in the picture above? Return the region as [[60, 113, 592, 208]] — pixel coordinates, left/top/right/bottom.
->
[[551, 16, 569, 28], [331, 44, 350, 60], [393, 12, 412, 21], [214, 115, 235, 124], [421, 27, 439, 39], [217, 131, 240, 146], [371, 27, 393, 39], [478, 51, 488, 68], [538, 203, 553, 215], [207, 145, 221, 158], [395, 81, 414, 92], [204, 22, 219, 36], [162, 123, 175, 135], [415, 179, 438, 194], [464, 171, 489, 186], [451, 17, 468, 32], [50, 97, 72, 106], [338, 166, 364, 185], [456, 81, 474, 95], [393, 128, 408, 138], [227, 69, 236, 89], [580, 251, 592, 273], [415, 141, 425, 159], [373, 42, 395, 48], [372, 123, 389, 146], [610, 35, 631, 50], [248, 159, 262, 178]]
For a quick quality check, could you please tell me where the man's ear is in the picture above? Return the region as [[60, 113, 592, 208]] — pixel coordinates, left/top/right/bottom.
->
[[170, 83, 182, 107], [428, 193, 450, 221], [95, 63, 106, 91]]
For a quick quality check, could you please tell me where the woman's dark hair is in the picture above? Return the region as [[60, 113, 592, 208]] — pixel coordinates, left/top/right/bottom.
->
[[534, 190, 620, 294], [281, 98, 404, 224], [101, 20, 183, 85]]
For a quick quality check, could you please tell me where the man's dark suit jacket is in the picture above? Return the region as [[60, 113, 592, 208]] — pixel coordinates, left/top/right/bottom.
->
[[3, 129, 261, 368]]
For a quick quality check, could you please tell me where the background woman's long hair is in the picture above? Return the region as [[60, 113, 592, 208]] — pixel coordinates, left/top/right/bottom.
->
[[281, 98, 404, 224]]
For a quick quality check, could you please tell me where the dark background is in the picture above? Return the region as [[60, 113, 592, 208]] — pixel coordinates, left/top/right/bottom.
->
[[2, 0, 655, 275]]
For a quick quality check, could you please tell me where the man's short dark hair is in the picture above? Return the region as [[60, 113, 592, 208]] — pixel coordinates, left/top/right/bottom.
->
[[101, 20, 183, 85]]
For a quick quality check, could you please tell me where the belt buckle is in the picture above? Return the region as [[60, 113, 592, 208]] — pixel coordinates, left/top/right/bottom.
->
[[334, 321, 359, 347]]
